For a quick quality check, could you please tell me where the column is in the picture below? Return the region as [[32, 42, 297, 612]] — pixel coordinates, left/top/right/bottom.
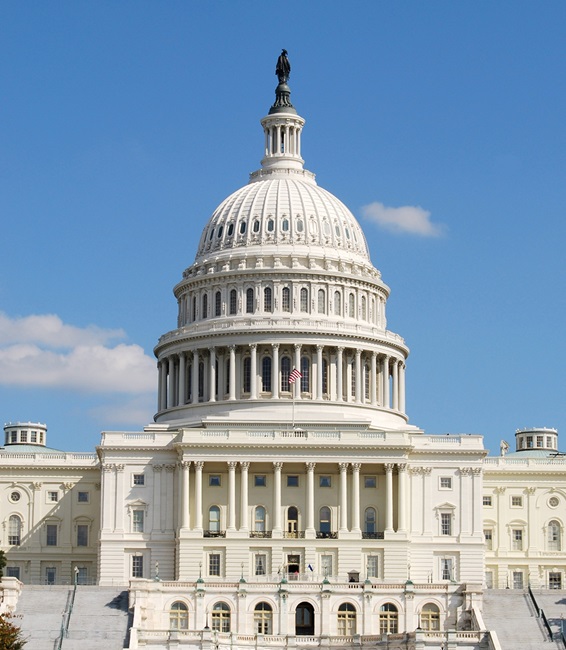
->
[[527, 486, 536, 552], [229, 346, 236, 401], [382, 356, 390, 409], [101, 465, 115, 531], [336, 347, 344, 402], [351, 463, 361, 533], [316, 346, 323, 400], [306, 462, 316, 535], [194, 461, 204, 531], [355, 349, 362, 403], [191, 350, 199, 405], [178, 352, 186, 406], [460, 467, 471, 536], [371, 352, 377, 406], [152, 465, 162, 531], [273, 462, 283, 532], [240, 462, 250, 531], [180, 461, 191, 530], [392, 359, 399, 410], [228, 461, 237, 531], [167, 357, 175, 408], [294, 344, 302, 399], [399, 362, 406, 413], [397, 463, 407, 532], [472, 468, 483, 535], [385, 463, 394, 532], [157, 362, 164, 411], [272, 344, 280, 399], [339, 462, 349, 532], [250, 344, 258, 399], [422, 467, 432, 535], [208, 347, 216, 402]]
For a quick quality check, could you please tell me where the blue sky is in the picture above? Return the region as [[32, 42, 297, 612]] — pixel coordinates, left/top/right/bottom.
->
[[1, 2, 565, 454]]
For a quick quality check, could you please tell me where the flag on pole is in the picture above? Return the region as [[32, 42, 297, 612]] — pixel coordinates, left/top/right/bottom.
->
[[288, 368, 302, 384]]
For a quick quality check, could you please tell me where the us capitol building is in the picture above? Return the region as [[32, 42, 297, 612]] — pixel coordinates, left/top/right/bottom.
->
[[1, 53, 565, 649]]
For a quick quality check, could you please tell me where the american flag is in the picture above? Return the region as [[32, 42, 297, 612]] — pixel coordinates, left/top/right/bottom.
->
[[288, 368, 302, 384]]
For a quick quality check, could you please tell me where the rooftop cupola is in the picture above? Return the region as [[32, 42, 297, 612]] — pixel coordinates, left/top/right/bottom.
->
[[257, 49, 306, 175]]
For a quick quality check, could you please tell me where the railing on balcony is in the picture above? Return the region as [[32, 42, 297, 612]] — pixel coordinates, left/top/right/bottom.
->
[[283, 531, 305, 539], [249, 531, 272, 538], [204, 530, 226, 538], [316, 531, 338, 539], [361, 532, 384, 539]]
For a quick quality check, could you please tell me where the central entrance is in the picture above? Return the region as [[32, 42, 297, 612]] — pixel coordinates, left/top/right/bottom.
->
[[295, 602, 314, 636]]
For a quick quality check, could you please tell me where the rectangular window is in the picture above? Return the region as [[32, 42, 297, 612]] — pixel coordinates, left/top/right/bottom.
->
[[364, 476, 377, 488], [209, 553, 221, 576], [77, 525, 88, 547], [255, 554, 267, 576], [512, 571, 524, 589], [367, 556, 379, 578], [77, 491, 89, 503], [441, 558, 453, 581], [209, 475, 221, 487], [132, 556, 143, 578], [483, 495, 492, 506], [321, 554, 333, 578], [287, 475, 299, 487], [48, 491, 59, 503], [20, 431, 27, 443], [511, 496, 523, 507], [484, 529, 493, 550], [133, 510, 144, 533], [319, 476, 331, 488], [46, 524, 57, 546], [485, 570, 493, 589], [76, 567, 88, 585], [549, 572, 562, 589], [30, 431, 37, 443], [133, 474, 145, 486], [440, 477, 452, 489], [254, 475, 266, 487], [512, 529, 523, 550], [526, 436, 533, 448], [10, 432, 17, 443], [6, 567, 20, 580], [441, 513, 452, 536], [537, 435, 544, 448]]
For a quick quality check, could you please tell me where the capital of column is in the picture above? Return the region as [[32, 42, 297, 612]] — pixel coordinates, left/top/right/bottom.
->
[[181, 461, 191, 470], [351, 462, 361, 472], [228, 461, 238, 471], [306, 462, 316, 472], [339, 462, 349, 472], [194, 461, 204, 471], [153, 464, 163, 473], [240, 461, 250, 471], [397, 463, 407, 473], [273, 461, 283, 471], [384, 463, 394, 474], [459, 467, 472, 476]]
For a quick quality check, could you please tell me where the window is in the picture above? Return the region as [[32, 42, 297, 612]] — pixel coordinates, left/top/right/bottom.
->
[[255, 554, 267, 576], [254, 602, 272, 634], [262, 357, 272, 392], [229, 289, 237, 315], [133, 510, 144, 533], [215, 291, 222, 317], [317, 289, 326, 314], [300, 288, 309, 312], [253, 219, 260, 233], [300, 356, 310, 392], [267, 218, 274, 232], [483, 495, 492, 506], [77, 524, 88, 547], [10, 432, 17, 444], [548, 520, 561, 551], [549, 572, 562, 590], [287, 475, 299, 487], [440, 477, 452, 489], [254, 506, 266, 532], [6, 567, 20, 580], [8, 515, 21, 546], [239, 221, 247, 235], [20, 431, 27, 443], [46, 524, 58, 546], [9, 491, 20, 503], [441, 558, 453, 580], [246, 288, 254, 313], [549, 496, 560, 508], [334, 291, 341, 316], [30, 431, 37, 443], [484, 529, 493, 550], [512, 571, 524, 589], [77, 491, 89, 503], [212, 602, 230, 632], [319, 507, 331, 535], [132, 556, 143, 578], [208, 506, 221, 533], [319, 476, 331, 488], [348, 293, 355, 317], [170, 601, 189, 630], [282, 287, 291, 312], [48, 491, 59, 503], [365, 507, 377, 535], [420, 603, 440, 631], [209, 475, 221, 487], [440, 513, 452, 536], [321, 554, 333, 578], [264, 287, 272, 312], [364, 476, 377, 488], [227, 223, 234, 237], [537, 435, 544, 448], [280, 356, 291, 390], [209, 553, 221, 577], [361, 296, 367, 320], [192, 296, 196, 321], [337, 603, 356, 635], [243, 357, 251, 393], [287, 507, 299, 537], [133, 474, 145, 486], [379, 604, 398, 634], [282, 217, 289, 231], [202, 293, 208, 319], [511, 496, 523, 507], [512, 529, 523, 551], [367, 556, 379, 578]]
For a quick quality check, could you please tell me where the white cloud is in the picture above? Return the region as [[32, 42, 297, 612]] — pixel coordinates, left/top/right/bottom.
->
[[361, 201, 444, 237], [0, 313, 155, 394]]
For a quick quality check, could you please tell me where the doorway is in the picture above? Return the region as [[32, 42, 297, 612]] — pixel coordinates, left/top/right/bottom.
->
[[295, 602, 314, 636]]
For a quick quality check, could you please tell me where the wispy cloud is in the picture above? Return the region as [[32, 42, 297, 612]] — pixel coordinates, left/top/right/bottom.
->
[[361, 201, 445, 237], [0, 313, 155, 394], [88, 395, 156, 426]]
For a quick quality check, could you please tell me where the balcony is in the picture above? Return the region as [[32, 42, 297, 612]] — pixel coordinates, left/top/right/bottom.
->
[[204, 530, 226, 538], [316, 531, 338, 539], [283, 531, 305, 539], [361, 532, 384, 539], [249, 531, 272, 539]]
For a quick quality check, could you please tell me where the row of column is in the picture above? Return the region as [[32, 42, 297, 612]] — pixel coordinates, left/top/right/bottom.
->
[[158, 345, 406, 413], [264, 121, 302, 157], [178, 461, 407, 535]]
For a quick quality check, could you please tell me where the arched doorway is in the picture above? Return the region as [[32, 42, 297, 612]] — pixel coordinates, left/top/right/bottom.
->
[[295, 602, 314, 635]]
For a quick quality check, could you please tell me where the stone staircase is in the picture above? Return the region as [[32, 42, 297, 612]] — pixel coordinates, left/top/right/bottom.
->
[[532, 590, 566, 640], [482, 589, 563, 649], [15, 584, 71, 650]]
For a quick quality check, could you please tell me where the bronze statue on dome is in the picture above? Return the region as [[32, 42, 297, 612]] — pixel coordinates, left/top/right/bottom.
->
[[276, 49, 291, 84]]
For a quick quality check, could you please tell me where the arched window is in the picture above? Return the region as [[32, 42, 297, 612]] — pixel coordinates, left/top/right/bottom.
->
[[192, 296, 197, 322], [334, 291, 341, 316], [282, 287, 291, 312], [364, 363, 370, 401], [379, 603, 398, 634], [215, 291, 221, 317], [246, 288, 254, 314], [337, 603, 356, 635], [262, 357, 272, 392], [350, 360, 356, 397], [208, 506, 220, 533], [254, 506, 266, 532], [169, 601, 189, 630], [212, 602, 231, 632], [264, 287, 272, 312], [8, 515, 21, 546], [348, 293, 355, 317], [202, 294, 208, 319], [322, 358, 328, 395], [254, 602, 273, 634], [364, 507, 376, 535], [300, 356, 310, 393], [319, 506, 331, 536], [361, 296, 367, 320], [225, 359, 230, 395], [253, 219, 260, 233], [281, 356, 291, 391], [420, 603, 440, 631], [198, 362, 204, 400], [287, 506, 299, 536], [318, 289, 326, 314], [295, 602, 314, 636], [548, 520, 561, 551], [300, 288, 309, 312], [227, 223, 234, 237], [267, 218, 274, 232], [282, 218, 289, 232], [239, 221, 247, 235], [229, 289, 237, 315], [243, 357, 251, 393]]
